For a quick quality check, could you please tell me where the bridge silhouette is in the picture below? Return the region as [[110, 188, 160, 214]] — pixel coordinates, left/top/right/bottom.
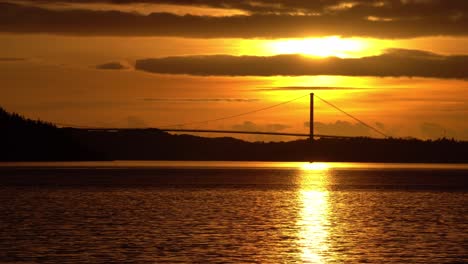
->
[[85, 128, 353, 139], [63, 93, 389, 140]]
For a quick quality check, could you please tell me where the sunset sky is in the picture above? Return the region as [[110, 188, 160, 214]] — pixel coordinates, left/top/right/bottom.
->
[[1, 0, 468, 141]]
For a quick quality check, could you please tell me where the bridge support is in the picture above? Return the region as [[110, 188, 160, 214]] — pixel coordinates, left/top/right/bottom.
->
[[310, 93, 314, 142]]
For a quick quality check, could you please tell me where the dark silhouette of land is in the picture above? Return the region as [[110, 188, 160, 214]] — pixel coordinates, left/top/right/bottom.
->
[[0, 107, 101, 161], [1, 107, 467, 162]]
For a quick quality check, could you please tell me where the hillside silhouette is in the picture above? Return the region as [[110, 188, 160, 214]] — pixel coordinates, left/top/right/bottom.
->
[[1, 107, 468, 162], [0, 107, 100, 161]]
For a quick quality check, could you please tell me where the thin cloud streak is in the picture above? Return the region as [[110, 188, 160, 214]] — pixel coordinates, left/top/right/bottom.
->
[[143, 98, 260, 102], [254, 86, 365, 91], [0, 57, 27, 61], [135, 49, 468, 79]]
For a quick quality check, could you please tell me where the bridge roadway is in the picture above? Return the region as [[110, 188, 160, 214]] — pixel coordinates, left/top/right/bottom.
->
[[80, 127, 360, 139]]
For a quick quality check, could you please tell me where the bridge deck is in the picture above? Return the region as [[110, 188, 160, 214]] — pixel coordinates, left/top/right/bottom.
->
[[78, 128, 361, 139]]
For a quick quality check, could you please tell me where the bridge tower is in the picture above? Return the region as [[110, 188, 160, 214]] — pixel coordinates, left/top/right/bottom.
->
[[310, 93, 314, 142]]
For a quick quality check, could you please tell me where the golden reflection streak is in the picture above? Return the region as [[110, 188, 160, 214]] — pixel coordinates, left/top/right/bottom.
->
[[297, 162, 331, 263]]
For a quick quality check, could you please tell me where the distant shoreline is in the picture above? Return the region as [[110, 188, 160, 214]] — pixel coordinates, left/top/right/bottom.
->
[[2, 107, 468, 163], [5, 128, 468, 163]]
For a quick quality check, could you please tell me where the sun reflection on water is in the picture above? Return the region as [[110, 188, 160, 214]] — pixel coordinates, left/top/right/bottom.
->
[[297, 162, 331, 263]]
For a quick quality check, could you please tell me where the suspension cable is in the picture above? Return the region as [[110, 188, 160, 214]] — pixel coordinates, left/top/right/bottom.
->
[[314, 94, 389, 138], [159, 93, 310, 128], [53, 92, 389, 139]]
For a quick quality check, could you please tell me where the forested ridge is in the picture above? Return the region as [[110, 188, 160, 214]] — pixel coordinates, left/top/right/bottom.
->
[[1, 107, 467, 163]]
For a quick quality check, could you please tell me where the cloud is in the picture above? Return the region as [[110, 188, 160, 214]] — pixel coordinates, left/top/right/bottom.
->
[[1, 1, 468, 38], [135, 49, 468, 79], [420, 122, 457, 139], [232, 121, 290, 132], [126, 115, 148, 128], [143, 98, 260, 102], [0, 57, 26, 61], [12, 1, 468, 18], [228, 121, 292, 141], [96, 61, 129, 70], [305, 120, 374, 137], [255, 86, 365, 91]]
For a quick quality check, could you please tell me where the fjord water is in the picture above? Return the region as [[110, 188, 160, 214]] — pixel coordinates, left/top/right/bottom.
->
[[0, 162, 466, 263]]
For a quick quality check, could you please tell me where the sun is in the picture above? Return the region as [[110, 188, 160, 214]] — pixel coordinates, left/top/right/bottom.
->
[[267, 36, 370, 58], [238, 36, 388, 58], [301, 162, 330, 171]]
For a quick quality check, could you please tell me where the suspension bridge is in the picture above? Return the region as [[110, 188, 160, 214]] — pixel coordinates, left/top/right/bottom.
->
[[59, 93, 389, 140]]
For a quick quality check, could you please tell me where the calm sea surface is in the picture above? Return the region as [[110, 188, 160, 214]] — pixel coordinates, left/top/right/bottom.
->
[[0, 161, 466, 263]]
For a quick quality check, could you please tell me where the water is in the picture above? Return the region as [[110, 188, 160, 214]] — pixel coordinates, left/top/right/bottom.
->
[[0, 161, 466, 263]]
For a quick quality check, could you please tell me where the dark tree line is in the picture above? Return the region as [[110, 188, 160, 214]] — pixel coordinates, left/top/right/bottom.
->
[[70, 129, 468, 163], [1, 106, 468, 162], [0, 107, 99, 161]]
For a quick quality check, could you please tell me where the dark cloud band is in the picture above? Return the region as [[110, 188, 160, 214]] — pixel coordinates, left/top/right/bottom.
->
[[1, 2, 468, 38], [96, 62, 128, 70], [134, 49, 468, 79], [12, 1, 468, 18]]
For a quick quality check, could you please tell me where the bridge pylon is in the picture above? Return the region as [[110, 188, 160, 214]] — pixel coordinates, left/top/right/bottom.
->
[[310, 93, 314, 142]]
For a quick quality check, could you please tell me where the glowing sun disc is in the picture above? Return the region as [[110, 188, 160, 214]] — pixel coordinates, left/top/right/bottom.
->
[[301, 162, 330, 171], [269, 36, 366, 58]]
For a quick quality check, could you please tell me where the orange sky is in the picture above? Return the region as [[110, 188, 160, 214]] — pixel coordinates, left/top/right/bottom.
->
[[1, 1, 468, 140]]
